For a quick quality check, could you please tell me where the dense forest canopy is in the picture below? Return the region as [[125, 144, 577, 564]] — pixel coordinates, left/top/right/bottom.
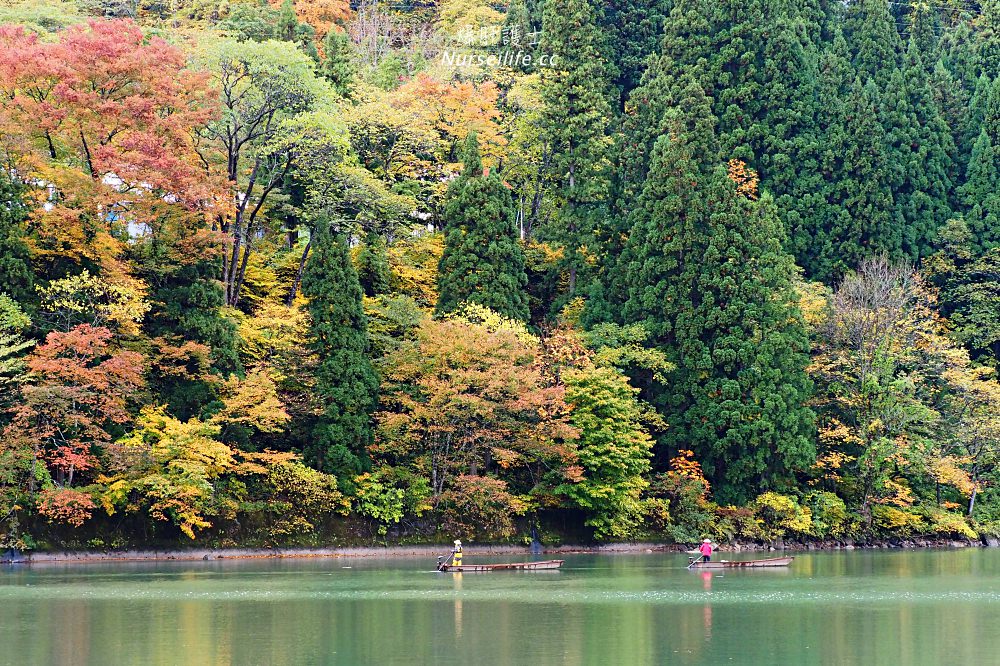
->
[[1, 0, 1000, 549]]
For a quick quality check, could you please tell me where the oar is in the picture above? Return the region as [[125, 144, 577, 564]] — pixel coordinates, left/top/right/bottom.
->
[[436, 551, 454, 571], [687, 554, 706, 569]]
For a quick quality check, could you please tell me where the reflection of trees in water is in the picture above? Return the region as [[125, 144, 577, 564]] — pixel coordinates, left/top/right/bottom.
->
[[453, 572, 464, 637], [702, 570, 713, 641]]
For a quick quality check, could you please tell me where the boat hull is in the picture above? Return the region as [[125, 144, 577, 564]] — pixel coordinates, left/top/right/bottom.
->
[[689, 556, 794, 569], [438, 559, 564, 572]]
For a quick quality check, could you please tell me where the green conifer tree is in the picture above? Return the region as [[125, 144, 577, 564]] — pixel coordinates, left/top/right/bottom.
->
[[302, 219, 379, 477], [604, 0, 672, 101], [622, 85, 814, 502], [962, 133, 1000, 251], [436, 135, 530, 322], [880, 42, 955, 260], [277, 0, 298, 41], [538, 0, 613, 301], [978, 0, 1000, 80], [962, 78, 1000, 250], [144, 257, 242, 421], [322, 29, 356, 97], [502, 0, 535, 73], [932, 61, 971, 191], [905, 1, 940, 72], [843, 0, 901, 83], [835, 78, 896, 269], [356, 231, 391, 298], [0, 174, 34, 306], [796, 31, 852, 279]]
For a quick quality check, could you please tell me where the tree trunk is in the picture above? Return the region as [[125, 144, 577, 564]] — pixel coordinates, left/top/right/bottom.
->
[[286, 238, 312, 305]]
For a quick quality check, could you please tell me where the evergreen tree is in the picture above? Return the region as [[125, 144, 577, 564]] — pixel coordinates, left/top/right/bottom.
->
[[962, 78, 1000, 250], [880, 42, 955, 261], [905, 1, 940, 71], [0, 174, 34, 305], [835, 78, 896, 269], [932, 61, 971, 191], [322, 29, 355, 97], [302, 219, 379, 477], [436, 135, 530, 322], [978, 0, 1000, 80], [502, 0, 535, 73], [277, 0, 298, 41], [744, 2, 825, 272], [538, 0, 613, 302], [621, 87, 814, 502], [984, 75, 1000, 148], [356, 231, 391, 298], [620, 76, 718, 342], [843, 0, 901, 83], [796, 31, 851, 279], [144, 257, 242, 421], [962, 132, 1000, 251], [604, 0, 672, 101]]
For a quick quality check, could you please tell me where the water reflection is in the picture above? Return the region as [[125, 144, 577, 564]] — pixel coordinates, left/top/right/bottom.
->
[[453, 572, 463, 638], [4, 551, 1000, 664], [701, 570, 713, 642]]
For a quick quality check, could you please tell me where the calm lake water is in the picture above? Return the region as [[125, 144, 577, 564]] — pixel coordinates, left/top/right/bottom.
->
[[2, 549, 1000, 665]]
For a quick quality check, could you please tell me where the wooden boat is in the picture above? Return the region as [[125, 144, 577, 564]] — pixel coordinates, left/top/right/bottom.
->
[[688, 556, 794, 569], [437, 559, 564, 572]]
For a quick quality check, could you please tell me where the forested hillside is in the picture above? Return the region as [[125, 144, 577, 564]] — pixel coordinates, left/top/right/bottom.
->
[[1, 0, 999, 550]]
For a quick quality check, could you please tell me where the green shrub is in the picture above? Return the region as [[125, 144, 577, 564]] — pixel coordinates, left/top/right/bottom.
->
[[803, 491, 850, 538]]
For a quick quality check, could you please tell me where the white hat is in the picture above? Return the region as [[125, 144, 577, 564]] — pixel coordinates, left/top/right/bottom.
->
[[454, 539, 462, 545], [703, 539, 711, 543]]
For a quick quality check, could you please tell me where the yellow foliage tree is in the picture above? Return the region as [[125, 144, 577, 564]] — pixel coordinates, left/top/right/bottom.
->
[[101, 407, 235, 538]]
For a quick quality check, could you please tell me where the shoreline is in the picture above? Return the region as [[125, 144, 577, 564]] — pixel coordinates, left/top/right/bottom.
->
[[2, 537, 988, 565], [2, 542, 682, 565]]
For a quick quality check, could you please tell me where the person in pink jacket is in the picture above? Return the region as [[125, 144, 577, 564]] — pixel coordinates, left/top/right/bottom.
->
[[699, 539, 714, 562]]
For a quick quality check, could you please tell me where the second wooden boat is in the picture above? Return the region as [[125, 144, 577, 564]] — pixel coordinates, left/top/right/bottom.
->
[[688, 556, 794, 569], [438, 559, 564, 572]]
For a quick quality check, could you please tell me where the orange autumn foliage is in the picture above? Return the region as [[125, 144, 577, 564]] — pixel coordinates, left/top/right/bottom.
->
[[391, 74, 504, 163], [5, 325, 144, 488], [375, 315, 578, 499], [279, 0, 352, 41]]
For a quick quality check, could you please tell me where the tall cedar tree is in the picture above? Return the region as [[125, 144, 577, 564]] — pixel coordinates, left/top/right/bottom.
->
[[796, 31, 852, 279], [538, 0, 613, 300], [962, 77, 1000, 250], [623, 1, 829, 279], [831, 77, 895, 271], [932, 61, 971, 197], [356, 231, 392, 298], [302, 220, 379, 477], [0, 174, 34, 305], [144, 258, 243, 420], [843, 0, 901, 83], [603, 0, 672, 103], [436, 135, 530, 322], [880, 41, 955, 261], [322, 29, 356, 97], [621, 78, 815, 502], [979, 1, 1000, 80], [502, 0, 536, 73]]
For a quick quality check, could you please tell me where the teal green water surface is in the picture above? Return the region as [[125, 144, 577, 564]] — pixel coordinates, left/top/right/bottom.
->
[[2, 549, 1000, 665]]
